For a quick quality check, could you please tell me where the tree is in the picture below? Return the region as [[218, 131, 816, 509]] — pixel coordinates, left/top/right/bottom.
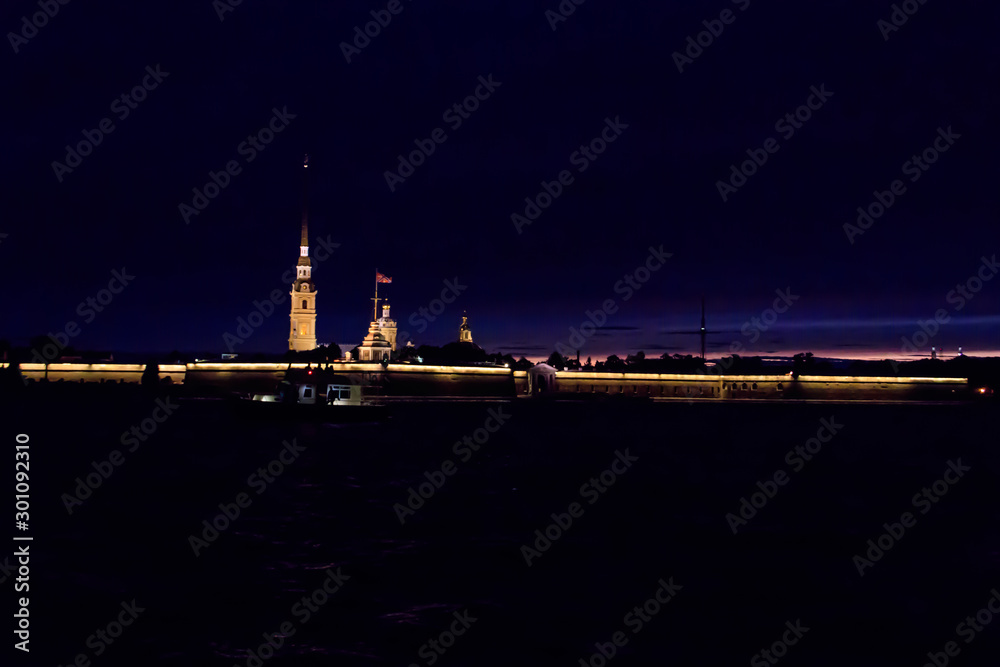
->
[[605, 355, 625, 371], [513, 357, 534, 371], [546, 351, 566, 369], [625, 351, 646, 367]]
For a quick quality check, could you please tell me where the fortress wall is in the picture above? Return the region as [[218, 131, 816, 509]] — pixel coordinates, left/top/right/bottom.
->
[[556, 375, 723, 399], [14, 363, 187, 384], [554, 372, 968, 401], [716, 376, 967, 400], [334, 363, 515, 397], [5, 363, 969, 400]]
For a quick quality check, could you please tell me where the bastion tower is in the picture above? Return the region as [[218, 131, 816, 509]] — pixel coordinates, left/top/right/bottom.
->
[[288, 155, 317, 351]]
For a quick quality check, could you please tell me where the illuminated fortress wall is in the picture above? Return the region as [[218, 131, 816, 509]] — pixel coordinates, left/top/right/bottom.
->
[[4, 363, 969, 400], [553, 372, 968, 401], [15, 363, 187, 384]]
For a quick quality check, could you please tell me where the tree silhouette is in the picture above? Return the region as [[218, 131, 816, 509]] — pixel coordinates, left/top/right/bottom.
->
[[605, 355, 625, 371]]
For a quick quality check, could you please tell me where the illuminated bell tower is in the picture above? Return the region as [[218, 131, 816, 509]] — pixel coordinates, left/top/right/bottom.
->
[[289, 155, 317, 351]]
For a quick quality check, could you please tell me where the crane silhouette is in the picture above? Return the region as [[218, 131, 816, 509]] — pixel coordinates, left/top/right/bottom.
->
[[661, 296, 741, 361]]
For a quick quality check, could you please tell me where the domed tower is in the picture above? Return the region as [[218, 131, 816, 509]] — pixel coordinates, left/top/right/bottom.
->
[[378, 302, 398, 351], [289, 155, 317, 351]]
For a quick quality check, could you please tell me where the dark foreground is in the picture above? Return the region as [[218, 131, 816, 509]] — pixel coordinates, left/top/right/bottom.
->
[[4, 390, 1000, 666]]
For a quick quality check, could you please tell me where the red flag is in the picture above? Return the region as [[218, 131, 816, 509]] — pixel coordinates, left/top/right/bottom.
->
[[376, 272, 392, 284]]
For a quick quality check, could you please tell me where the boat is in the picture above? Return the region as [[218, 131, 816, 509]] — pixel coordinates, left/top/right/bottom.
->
[[234, 367, 388, 422]]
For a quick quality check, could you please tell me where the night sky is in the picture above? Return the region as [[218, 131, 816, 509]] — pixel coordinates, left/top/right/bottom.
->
[[3, 0, 998, 361]]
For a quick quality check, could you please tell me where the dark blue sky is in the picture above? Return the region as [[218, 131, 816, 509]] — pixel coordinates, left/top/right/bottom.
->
[[2, 0, 998, 360]]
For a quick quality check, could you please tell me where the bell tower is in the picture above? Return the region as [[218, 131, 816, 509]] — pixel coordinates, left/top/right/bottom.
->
[[289, 154, 317, 351]]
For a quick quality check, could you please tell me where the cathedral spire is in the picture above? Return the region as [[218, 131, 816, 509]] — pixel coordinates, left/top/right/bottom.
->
[[299, 154, 310, 267], [289, 154, 317, 352]]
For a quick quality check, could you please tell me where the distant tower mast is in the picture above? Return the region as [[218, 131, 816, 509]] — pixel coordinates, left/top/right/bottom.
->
[[700, 296, 706, 361], [288, 154, 317, 351]]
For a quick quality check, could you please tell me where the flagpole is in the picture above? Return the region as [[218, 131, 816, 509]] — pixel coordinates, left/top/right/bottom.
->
[[374, 269, 378, 321]]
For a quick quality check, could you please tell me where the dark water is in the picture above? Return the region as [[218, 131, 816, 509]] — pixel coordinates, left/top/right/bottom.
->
[[7, 391, 1000, 666]]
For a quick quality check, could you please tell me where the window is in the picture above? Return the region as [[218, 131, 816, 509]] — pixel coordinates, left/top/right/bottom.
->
[[303, 387, 313, 398], [302, 300, 307, 309]]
